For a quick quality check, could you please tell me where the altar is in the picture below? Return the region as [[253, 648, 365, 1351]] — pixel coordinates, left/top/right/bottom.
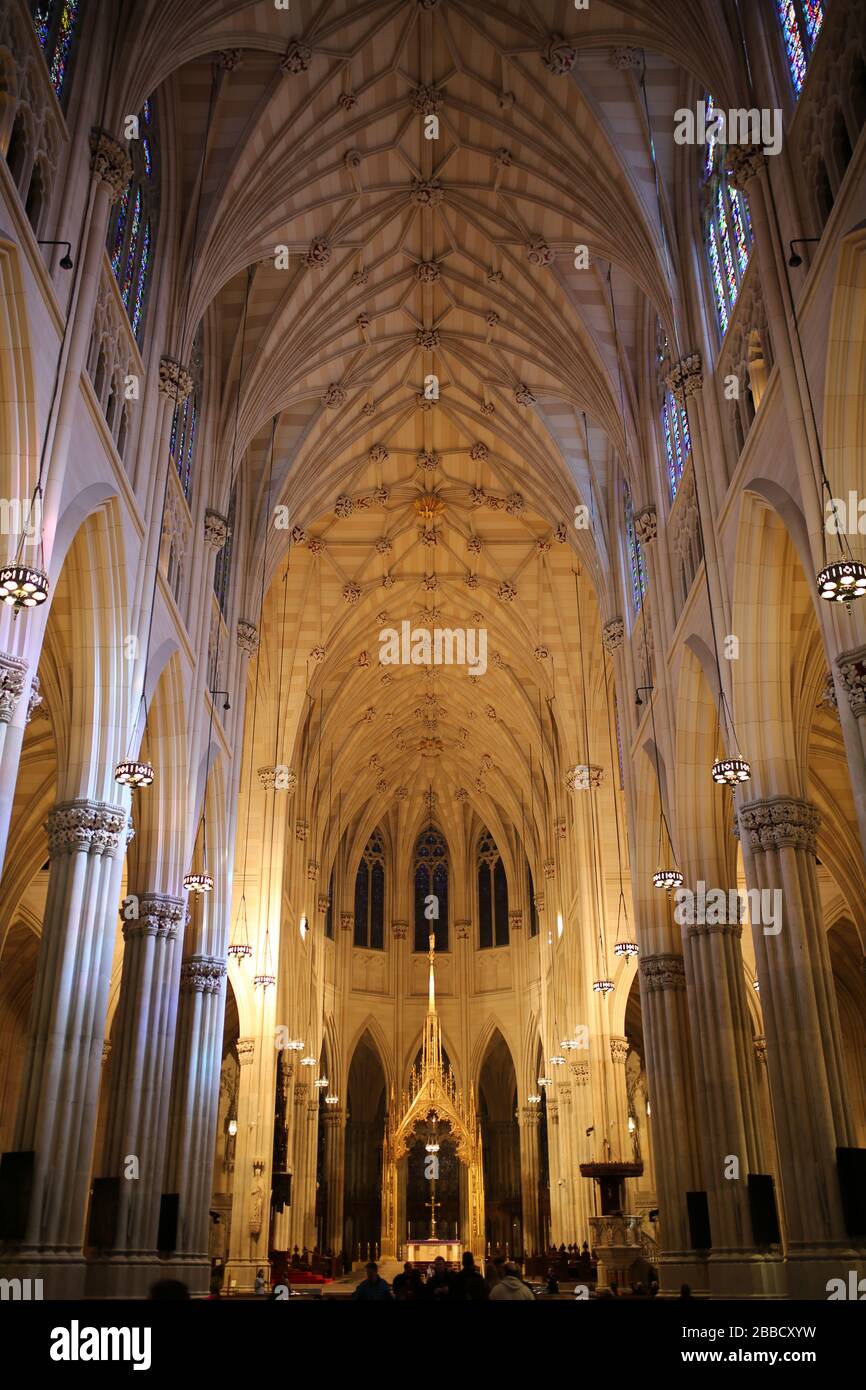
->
[[404, 1239, 463, 1267]]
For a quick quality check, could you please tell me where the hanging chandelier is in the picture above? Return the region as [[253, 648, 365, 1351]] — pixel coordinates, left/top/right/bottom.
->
[[114, 760, 155, 789], [184, 871, 213, 894], [653, 867, 683, 893], [592, 978, 615, 994], [612, 889, 639, 957], [300, 1055, 317, 1067], [254, 927, 276, 988], [0, 564, 49, 609], [816, 559, 866, 608], [537, 1075, 553, 1088], [325, 1093, 339, 1106], [549, 1054, 565, 1066], [528, 1093, 541, 1104], [711, 755, 751, 788], [314, 1075, 328, 1089], [227, 897, 253, 961]]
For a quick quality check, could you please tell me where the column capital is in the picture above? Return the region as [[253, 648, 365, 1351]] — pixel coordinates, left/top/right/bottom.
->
[[122, 892, 185, 939], [217, 48, 243, 70], [835, 645, 866, 719], [566, 764, 604, 791], [340, 912, 354, 932], [0, 652, 28, 724], [180, 955, 227, 994], [318, 895, 332, 914], [737, 795, 819, 854], [634, 506, 658, 547], [392, 920, 408, 940], [727, 143, 766, 191], [521, 1106, 541, 1125], [610, 1035, 629, 1065], [46, 799, 127, 858], [602, 616, 624, 652], [753, 1035, 768, 1064], [89, 128, 133, 200], [508, 910, 523, 932], [204, 509, 230, 550], [158, 356, 194, 403], [455, 920, 471, 939], [294, 1082, 307, 1104], [322, 1108, 345, 1127], [26, 673, 43, 723], [571, 1061, 590, 1085], [666, 351, 703, 403], [640, 953, 687, 992], [236, 1037, 256, 1065], [237, 621, 259, 656]]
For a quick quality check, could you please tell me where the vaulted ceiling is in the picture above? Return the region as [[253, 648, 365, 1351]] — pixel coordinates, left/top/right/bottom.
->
[[109, 0, 749, 846]]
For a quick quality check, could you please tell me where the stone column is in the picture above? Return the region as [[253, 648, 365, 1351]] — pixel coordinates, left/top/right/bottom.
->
[[322, 1107, 346, 1255], [287, 1079, 310, 1252], [163, 950, 227, 1291], [637, 948, 706, 1292], [0, 798, 127, 1295], [681, 906, 784, 1297], [86, 892, 186, 1296], [738, 795, 866, 1296], [519, 1106, 541, 1256]]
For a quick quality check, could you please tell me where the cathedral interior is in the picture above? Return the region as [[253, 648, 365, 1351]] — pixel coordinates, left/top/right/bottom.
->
[[2, 0, 866, 1315]]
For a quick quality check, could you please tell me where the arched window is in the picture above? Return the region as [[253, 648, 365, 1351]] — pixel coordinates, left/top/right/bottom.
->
[[414, 828, 449, 952], [776, 1, 824, 97], [656, 325, 691, 502], [31, 0, 83, 104], [478, 829, 508, 948], [170, 326, 202, 503], [325, 869, 334, 940], [214, 484, 236, 616], [354, 832, 385, 950], [106, 96, 159, 346], [702, 95, 753, 339], [623, 481, 647, 613], [527, 862, 538, 938]]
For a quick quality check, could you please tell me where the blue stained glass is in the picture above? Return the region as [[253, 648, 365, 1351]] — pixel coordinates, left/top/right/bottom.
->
[[717, 184, 738, 305], [32, 2, 80, 100], [802, 0, 823, 46], [110, 185, 129, 276], [143, 98, 152, 125], [777, 0, 807, 94], [143, 138, 152, 177], [729, 185, 751, 275], [131, 221, 150, 340], [121, 188, 142, 307], [707, 226, 728, 335], [624, 484, 646, 612]]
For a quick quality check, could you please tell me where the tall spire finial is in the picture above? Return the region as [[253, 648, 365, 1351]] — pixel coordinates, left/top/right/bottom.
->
[[427, 929, 436, 1013]]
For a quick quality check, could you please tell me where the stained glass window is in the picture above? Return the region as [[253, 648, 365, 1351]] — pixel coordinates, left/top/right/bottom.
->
[[214, 485, 236, 616], [701, 94, 752, 338], [624, 481, 647, 613], [414, 828, 449, 951], [31, 1, 82, 104], [527, 863, 538, 937], [354, 832, 385, 950], [478, 829, 509, 949], [105, 95, 159, 347], [776, 0, 823, 96], [325, 870, 334, 940], [661, 386, 691, 501]]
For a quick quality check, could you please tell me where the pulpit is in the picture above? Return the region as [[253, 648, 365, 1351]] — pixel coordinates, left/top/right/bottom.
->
[[580, 1161, 646, 1290]]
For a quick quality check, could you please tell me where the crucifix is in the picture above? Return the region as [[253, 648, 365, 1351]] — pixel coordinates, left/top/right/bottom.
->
[[425, 1182, 441, 1239]]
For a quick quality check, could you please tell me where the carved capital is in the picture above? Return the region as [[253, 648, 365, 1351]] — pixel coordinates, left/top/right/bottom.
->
[[835, 645, 866, 719], [634, 506, 658, 547], [180, 955, 227, 995], [318, 895, 331, 914], [0, 653, 28, 724], [237, 621, 259, 656], [508, 910, 523, 931], [566, 764, 604, 791], [204, 510, 230, 550], [124, 892, 185, 940], [158, 356, 193, 404], [392, 920, 408, 940], [26, 673, 43, 723], [602, 617, 624, 653], [46, 799, 127, 858], [217, 49, 243, 71], [455, 920, 471, 940], [753, 1035, 767, 1064], [236, 1037, 256, 1065], [89, 128, 133, 201], [667, 351, 703, 403], [610, 46, 642, 69], [727, 144, 766, 191], [340, 912, 354, 932], [737, 796, 819, 855], [610, 1036, 629, 1065], [640, 953, 687, 992], [571, 1062, 590, 1085]]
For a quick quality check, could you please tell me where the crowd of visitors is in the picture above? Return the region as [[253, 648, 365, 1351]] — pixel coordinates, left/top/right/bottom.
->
[[352, 1252, 539, 1300]]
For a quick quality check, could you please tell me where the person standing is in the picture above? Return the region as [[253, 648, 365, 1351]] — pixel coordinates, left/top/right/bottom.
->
[[452, 1251, 489, 1300], [489, 1261, 536, 1300]]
